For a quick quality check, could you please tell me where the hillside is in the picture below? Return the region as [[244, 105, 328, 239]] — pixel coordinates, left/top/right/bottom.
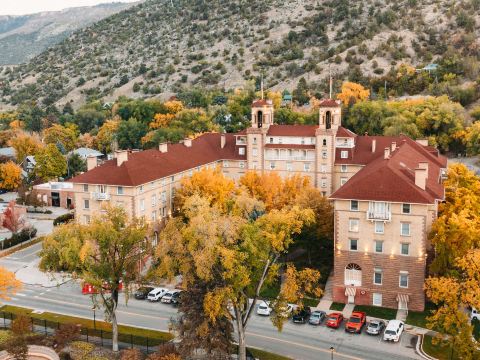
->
[[0, 0, 479, 109], [0, 2, 139, 65]]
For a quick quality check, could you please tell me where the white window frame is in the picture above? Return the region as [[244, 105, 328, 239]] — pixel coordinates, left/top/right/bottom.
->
[[350, 200, 359, 211], [223, 160, 229, 168], [286, 162, 292, 171], [304, 163, 310, 172], [401, 222, 411, 236], [402, 203, 411, 214], [341, 150, 348, 159], [270, 162, 276, 170], [374, 221, 384, 234], [349, 218, 359, 232], [340, 177, 348, 186], [239, 162, 245, 169], [84, 199, 89, 210], [399, 272, 409, 288], [83, 184, 89, 192], [349, 239, 358, 251], [374, 240, 384, 253], [322, 151, 327, 159], [139, 185, 143, 193], [341, 164, 347, 173], [372, 293, 382, 306], [140, 199, 145, 212], [321, 179, 327, 188], [252, 148, 258, 156], [117, 186, 124, 195], [401, 243, 410, 256], [239, 147, 245, 155], [152, 194, 156, 207], [373, 268, 383, 285]]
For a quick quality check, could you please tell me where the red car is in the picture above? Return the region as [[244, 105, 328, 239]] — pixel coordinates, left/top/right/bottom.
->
[[345, 311, 366, 333], [325, 312, 344, 329]]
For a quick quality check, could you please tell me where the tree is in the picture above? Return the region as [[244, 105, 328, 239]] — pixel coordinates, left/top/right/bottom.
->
[[0, 161, 22, 190], [463, 121, 480, 155], [43, 124, 78, 152], [54, 324, 80, 349], [34, 144, 67, 181], [8, 132, 43, 164], [117, 118, 148, 150], [66, 153, 86, 179], [292, 77, 310, 105], [425, 250, 480, 359], [0, 266, 21, 300], [39, 207, 148, 352], [2, 201, 25, 234], [95, 117, 120, 153], [336, 82, 370, 105], [155, 170, 321, 360]]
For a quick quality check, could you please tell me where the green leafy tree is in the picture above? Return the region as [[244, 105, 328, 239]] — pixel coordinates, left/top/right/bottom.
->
[[66, 153, 87, 179], [39, 207, 148, 352], [34, 144, 67, 181], [117, 118, 148, 150]]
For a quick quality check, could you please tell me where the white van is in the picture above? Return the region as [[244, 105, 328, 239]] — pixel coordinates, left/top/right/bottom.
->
[[383, 320, 404, 342], [471, 308, 479, 321], [147, 287, 168, 302]]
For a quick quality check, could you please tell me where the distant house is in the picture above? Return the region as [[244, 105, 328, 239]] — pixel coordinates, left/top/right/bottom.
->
[[33, 182, 74, 209], [282, 91, 293, 107], [0, 147, 16, 160], [22, 156, 36, 174], [69, 147, 103, 160]]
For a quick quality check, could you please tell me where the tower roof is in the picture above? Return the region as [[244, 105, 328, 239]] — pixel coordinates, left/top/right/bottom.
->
[[319, 99, 341, 107], [252, 99, 273, 107]]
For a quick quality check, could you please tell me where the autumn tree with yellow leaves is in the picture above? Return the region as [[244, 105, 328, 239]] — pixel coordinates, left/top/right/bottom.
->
[[0, 161, 22, 190], [155, 169, 322, 360], [336, 82, 370, 106], [43, 124, 78, 152], [0, 267, 21, 300], [8, 132, 43, 164], [39, 207, 149, 352]]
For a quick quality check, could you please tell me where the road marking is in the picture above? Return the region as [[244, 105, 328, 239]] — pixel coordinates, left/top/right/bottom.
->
[[246, 331, 364, 360], [16, 293, 26, 297]]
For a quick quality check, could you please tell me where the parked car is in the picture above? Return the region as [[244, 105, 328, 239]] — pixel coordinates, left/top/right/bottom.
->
[[161, 290, 181, 304], [257, 301, 273, 316], [345, 311, 366, 333], [292, 307, 311, 324], [134, 286, 154, 300], [276, 303, 295, 319], [171, 291, 183, 306], [309, 310, 326, 325], [366, 320, 386, 335], [147, 287, 169, 302], [471, 308, 479, 321], [383, 320, 404, 342], [325, 313, 344, 329]]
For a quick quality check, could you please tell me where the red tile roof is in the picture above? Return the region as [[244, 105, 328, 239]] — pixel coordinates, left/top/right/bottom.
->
[[69, 133, 246, 186], [336, 127, 357, 138], [265, 144, 316, 150], [319, 99, 340, 107], [252, 99, 272, 107], [267, 124, 318, 137], [330, 139, 446, 204]]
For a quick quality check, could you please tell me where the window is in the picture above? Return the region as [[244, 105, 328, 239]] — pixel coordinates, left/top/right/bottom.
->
[[83, 215, 90, 224], [140, 199, 145, 211], [151, 211, 157, 221], [322, 151, 327, 159], [253, 148, 258, 156], [373, 268, 382, 285], [374, 221, 384, 234], [350, 200, 359, 211], [402, 203, 411, 214], [161, 191, 166, 203], [83, 199, 90, 209], [279, 137, 283, 144], [372, 293, 382, 306], [304, 163, 310, 172], [239, 147, 245, 155], [374, 240, 384, 253], [139, 185, 143, 193], [321, 179, 327, 188], [162, 178, 166, 186], [152, 195, 156, 207], [321, 191, 326, 196], [401, 243, 410, 256], [170, 176, 174, 183], [399, 272, 409, 288], [269, 137, 273, 144], [341, 165, 347, 173], [341, 151, 348, 159], [83, 184, 88, 192], [117, 186, 124, 195], [322, 139, 327, 146], [223, 160, 229, 168], [321, 164, 327, 173], [301, 138, 305, 145], [349, 218, 359, 232], [239, 162, 245, 169], [253, 137, 257, 144], [270, 162, 276, 170], [340, 177, 348, 186], [286, 162, 292, 171], [349, 239, 358, 251], [401, 222, 410, 236]]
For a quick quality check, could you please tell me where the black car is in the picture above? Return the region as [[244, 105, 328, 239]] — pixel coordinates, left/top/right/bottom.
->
[[134, 286, 154, 300], [292, 307, 311, 324], [171, 291, 183, 306]]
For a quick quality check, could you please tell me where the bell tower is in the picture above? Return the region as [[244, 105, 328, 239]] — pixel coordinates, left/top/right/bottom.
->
[[316, 99, 342, 196], [246, 99, 274, 172], [251, 99, 274, 130]]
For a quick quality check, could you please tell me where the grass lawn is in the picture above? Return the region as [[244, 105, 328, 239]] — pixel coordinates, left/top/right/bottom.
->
[[422, 335, 458, 360], [248, 347, 293, 360], [406, 302, 437, 329], [329, 302, 345, 311], [353, 305, 397, 320], [259, 282, 281, 299], [0, 305, 173, 345]]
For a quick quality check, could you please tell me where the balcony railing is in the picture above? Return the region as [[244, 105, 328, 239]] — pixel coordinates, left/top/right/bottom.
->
[[92, 192, 111, 201], [366, 211, 391, 221]]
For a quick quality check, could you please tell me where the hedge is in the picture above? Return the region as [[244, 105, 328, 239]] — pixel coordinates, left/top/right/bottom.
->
[[53, 213, 75, 226], [1, 227, 37, 250]]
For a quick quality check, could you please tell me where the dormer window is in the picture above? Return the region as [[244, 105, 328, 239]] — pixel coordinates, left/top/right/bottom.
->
[[269, 137, 274, 144], [341, 151, 348, 159]]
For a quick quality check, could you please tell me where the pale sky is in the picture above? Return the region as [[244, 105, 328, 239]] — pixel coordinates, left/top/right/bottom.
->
[[0, 0, 139, 16]]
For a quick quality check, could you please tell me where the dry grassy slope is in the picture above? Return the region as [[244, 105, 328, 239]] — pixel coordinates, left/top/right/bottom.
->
[[0, 0, 478, 109]]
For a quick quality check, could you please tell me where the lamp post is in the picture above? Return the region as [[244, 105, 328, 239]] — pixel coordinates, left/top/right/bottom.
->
[[330, 346, 335, 360], [92, 305, 97, 330]]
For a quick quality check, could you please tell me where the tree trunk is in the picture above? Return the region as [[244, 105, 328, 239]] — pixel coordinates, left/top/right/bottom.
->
[[235, 306, 247, 360], [112, 310, 119, 352]]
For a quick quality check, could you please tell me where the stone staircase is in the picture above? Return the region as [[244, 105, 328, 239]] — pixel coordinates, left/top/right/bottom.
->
[[315, 272, 333, 312]]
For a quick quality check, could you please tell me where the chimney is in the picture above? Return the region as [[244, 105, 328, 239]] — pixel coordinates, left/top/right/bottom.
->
[[159, 143, 168, 153], [416, 139, 429, 146], [86, 156, 97, 171], [415, 167, 427, 190], [391, 142, 397, 152], [419, 162, 429, 178], [184, 138, 192, 147], [384, 147, 390, 159], [115, 150, 128, 167], [372, 139, 376, 153], [221, 133, 226, 149]]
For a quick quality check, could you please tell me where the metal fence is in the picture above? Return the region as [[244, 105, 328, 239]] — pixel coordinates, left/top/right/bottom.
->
[[0, 311, 168, 353]]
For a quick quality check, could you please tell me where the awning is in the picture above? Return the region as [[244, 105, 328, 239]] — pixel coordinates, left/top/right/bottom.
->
[[396, 293, 410, 303], [345, 287, 357, 297]]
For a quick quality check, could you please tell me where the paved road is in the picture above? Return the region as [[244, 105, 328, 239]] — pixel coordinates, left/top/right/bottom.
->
[[0, 245, 422, 360]]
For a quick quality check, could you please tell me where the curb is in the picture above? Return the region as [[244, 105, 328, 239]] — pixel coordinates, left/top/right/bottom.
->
[[416, 334, 437, 360]]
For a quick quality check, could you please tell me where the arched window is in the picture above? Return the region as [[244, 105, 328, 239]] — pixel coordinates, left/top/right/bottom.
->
[[257, 111, 263, 128], [344, 263, 362, 286], [326, 111, 332, 130], [322, 139, 327, 146]]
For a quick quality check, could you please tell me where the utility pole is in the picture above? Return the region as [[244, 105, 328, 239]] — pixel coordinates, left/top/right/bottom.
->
[[329, 64, 333, 99], [261, 74, 264, 100], [384, 80, 387, 100]]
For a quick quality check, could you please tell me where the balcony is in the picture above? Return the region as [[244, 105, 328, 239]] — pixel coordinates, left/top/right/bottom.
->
[[366, 211, 391, 221], [367, 202, 391, 221], [92, 192, 111, 201]]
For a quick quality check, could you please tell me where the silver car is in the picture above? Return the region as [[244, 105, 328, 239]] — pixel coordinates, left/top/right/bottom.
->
[[308, 310, 326, 325], [366, 320, 385, 335]]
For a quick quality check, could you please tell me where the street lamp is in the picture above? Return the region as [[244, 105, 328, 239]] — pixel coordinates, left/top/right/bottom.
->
[[330, 346, 335, 360], [92, 305, 97, 330]]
